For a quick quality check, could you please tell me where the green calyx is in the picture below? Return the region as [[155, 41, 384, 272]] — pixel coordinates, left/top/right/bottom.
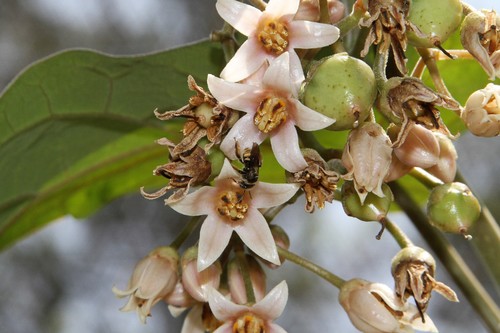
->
[[341, 181, 394, 222]]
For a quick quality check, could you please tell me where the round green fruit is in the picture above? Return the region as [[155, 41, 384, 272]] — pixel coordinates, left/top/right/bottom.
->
[[341, 181, 394, 222], [426, 182, 481, 237], [301, 53, 377, 131], [407, 0, 462, 48]]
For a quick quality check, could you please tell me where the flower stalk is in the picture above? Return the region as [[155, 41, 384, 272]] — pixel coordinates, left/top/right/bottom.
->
[[169, 216, 204, 250], [382, 216, 414, 248]]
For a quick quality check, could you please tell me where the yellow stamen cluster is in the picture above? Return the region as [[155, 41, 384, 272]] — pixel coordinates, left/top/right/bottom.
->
[[233, 313, 265, 333], [217, 190, 249, 221], [254, 96, 288, 133], [257, 20, 289, 55]]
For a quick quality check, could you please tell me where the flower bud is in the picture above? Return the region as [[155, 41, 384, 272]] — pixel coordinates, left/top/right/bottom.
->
[[461, 10, 500, 80], [301, 53, 377, 130], [270, 225, 290, 268], [163, 281, 195, 308], [462, 83, 500, 137], [392, 123, 440, 169], [384, 150, 413, 182], [112, 246, 179, 323], [407, 0, 462, 49], [181, 246, 222, 302], [426, 133, 458, 183], [427, 182, 481, 238], [228, 254, 267, 304], [391, 246, 458, 317], [295, 0, 320, 21], [339, 279, 438, 333], [342, 122, 393, 204]]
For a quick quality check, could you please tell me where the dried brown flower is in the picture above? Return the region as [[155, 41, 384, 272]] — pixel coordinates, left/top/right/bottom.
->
[[288, 149, 339, 213], [141, 138, 211, 204], [359, 0, 426, 74], [154, 76, 237, 156], [379, 77, 460, 146]]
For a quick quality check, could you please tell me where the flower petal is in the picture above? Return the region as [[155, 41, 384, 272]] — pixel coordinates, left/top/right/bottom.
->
[[288, 21, 339, 49], [262, 52, 293, 96], [267, 323, 288, 333], [208, 74, 262, 112], [216, 158, 242, 182], [288, 51, 305, 94], [220, 38, 268, 82], [198, 214, 234, 271], [216, 0, 262, 36], [169, 186, 217, 216], [292, 99, 335, 131], [208, 287, 249, 321], [250, 182, 299, 208], [220, 114, 267, 160], [253, 281, 288, 320], [181, 305, 205, 333], [234, 209, 280, 266], [213, 323, 233, 333], [265, 0, 300, 18], [270, 121, 308, 171]]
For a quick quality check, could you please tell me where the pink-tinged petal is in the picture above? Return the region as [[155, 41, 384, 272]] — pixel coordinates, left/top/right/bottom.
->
[[169, 186, 218, 216], [265, 0, 300, 18], [288, 51, 305, 95], [262, 52, 293, 95], [253, 281, 288, 320], [251, 182, 299, 208], [234, 209, 280, 266], [216, 158, 242, 182], [270, 122, 308, 172], [220, 38, 268, 82], [207, 74, 262, 112], [198, 215, 234, 271], [213, 324, 233, 333], [267, 323, 288, 333], [292, 100, 335, 131], [208, 287, 249, 321], [220, 114, 267, 160], [288, 21, 339, 49], [180, 305, 205, 333], [216, 0, 261, 36]]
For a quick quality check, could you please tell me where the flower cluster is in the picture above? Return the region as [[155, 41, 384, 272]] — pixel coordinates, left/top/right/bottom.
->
[[113, 0, 496, 331]]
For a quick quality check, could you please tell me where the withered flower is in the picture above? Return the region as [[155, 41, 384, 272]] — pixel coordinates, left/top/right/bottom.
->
[[288, 149, 340, 213], [462, 83, 500, 137], [359, 0, 426, 74], [141, 138, 212, 204], [154, 75, 237, 156], [378, 77, 460, 146], [391, 246, 459, 320], [461, 9, 500, 80]]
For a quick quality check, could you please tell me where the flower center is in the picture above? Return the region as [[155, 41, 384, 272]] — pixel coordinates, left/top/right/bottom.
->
[[254, 96, 288, 133], [257, 19, 289, 55], [485, 95, 500, 115], [217, 190, 248, 221], [233, 313, 266, 333]]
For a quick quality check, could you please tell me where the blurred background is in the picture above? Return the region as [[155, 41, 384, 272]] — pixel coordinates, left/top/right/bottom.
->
[[0, 0, 499, 332]]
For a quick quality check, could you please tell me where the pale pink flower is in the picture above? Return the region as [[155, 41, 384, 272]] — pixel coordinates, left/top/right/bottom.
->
[[339, 279, 438, 333], [208, 280, 289, 333], [170, 158, 299, 271], [216, 0, 339, 83], [209, 52, 335, 172]]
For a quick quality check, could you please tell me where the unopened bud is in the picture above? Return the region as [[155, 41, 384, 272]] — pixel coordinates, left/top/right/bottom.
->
[[392, 123, 440, 169], [181, 246, 222, 302], [342, 122, 392, 204], [228, 255, 267, 304], [462, 83, 500, 137], [427, 182, 481, 238], [426, 133, 457, 183]]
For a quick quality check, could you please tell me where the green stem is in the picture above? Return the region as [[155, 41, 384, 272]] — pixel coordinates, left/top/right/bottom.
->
[[416, 48, 454, 100], [373, 46, 388, 89], [278, 246, 346, 289], [390, 182, 500, 333], [169, 216, 203, 250], [235, 248, 256, 304], [382, 216, 414, 248], [335, 0, 366, 39]]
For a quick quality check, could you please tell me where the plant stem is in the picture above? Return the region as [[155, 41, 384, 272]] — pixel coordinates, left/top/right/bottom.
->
[[390, 181, 500, 333], [211, 23, 236, 64], [235, 248, 256, 304], [169, 216, 203, 250], [278, 246, 346, 289], [382, 216, 414, 248], [416, 48, 454, 100]]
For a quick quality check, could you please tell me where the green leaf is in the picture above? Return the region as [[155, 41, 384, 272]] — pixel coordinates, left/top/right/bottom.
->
[[0, 40, 225, 250]]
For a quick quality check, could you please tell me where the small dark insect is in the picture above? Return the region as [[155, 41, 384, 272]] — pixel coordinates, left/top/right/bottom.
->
[[234, 141, 262, 190]]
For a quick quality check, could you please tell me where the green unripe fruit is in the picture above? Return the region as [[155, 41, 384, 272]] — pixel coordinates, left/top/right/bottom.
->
[[301, 53, 377, 131], [341, 181, 394, 222], [407, 0, 462, 48], [427, 182, 481, 238]]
